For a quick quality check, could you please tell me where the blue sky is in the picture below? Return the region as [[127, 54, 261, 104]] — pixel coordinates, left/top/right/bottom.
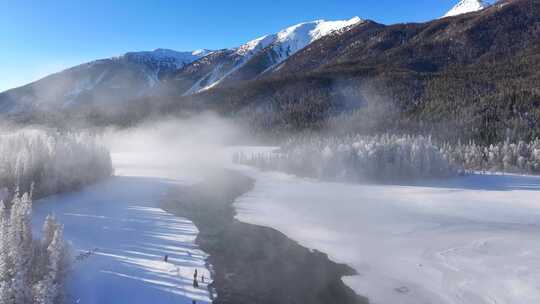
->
[[0, 0, 463, 92]]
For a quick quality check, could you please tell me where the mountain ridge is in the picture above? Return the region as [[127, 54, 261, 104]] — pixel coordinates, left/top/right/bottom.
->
[[175, 17, 363, 94], [154, 0, 540, 144], [0, 17, 361, 113]]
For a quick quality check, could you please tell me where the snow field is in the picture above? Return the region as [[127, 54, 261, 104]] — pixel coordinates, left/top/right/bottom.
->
[[31, 153, 213, 304], [231, 146, 540, 304]]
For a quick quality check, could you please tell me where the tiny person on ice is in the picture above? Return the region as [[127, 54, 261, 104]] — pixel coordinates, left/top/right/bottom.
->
[[193, 269, 199, 288]]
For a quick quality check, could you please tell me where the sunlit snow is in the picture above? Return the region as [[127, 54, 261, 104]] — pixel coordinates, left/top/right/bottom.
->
[[232, 147, 540, 304], [443, 0, 490, 18], [32, 153, 213, 304], [188, 17, 362, 93]]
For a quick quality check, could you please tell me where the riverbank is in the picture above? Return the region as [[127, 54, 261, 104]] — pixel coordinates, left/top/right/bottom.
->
[[161, 169, 368, 304]]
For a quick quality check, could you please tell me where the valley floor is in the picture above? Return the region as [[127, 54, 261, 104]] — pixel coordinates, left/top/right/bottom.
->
[[28, 145, 540, 304], [31, 153, 213, 304], [231, 148, 540, 304]]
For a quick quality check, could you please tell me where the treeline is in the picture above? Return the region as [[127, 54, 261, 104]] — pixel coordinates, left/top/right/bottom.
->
[[441, 139, 540, 174], [0, 129, 113, 199], [140, 58, 540, 147], [0, 192, 69, 304], [235, 134, 460, 182], [234, 134, 540, 182]]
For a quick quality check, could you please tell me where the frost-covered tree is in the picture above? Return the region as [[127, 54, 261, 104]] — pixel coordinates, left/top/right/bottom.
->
[[33, 225, 65, 304], [440, 138, 540, 174], [0, 192, 69, 304], [33, 276, 56, 304], [0, 128, 113, 199], [235, 134, 461, 182], [0, 200, 13, 304], [42, 215, 59, 253], [9, 192, 33, 304], [235, 134, 540, 182]]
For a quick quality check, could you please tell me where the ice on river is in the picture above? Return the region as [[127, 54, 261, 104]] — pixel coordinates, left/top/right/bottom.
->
[[32, 152, 213, 304]]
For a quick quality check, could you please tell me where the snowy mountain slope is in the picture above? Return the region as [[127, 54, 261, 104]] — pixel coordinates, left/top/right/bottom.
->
[[267, 17, 363, 66], [443, 0, 490, 17], [125, 48, 212, 70], [0, 49, 209, 112], [176, 17, 363, 94]]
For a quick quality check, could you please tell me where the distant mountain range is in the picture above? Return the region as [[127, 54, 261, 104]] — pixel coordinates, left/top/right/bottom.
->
[[0, 17, 361, 113], [2, 0, 539, 145], [0, 0, 488, 114]]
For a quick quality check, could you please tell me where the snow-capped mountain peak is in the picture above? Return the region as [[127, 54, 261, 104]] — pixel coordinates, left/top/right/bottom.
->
[[443, 0, 490, 17], [280, 17, 363, 42], [184, 17, 363, 94], [272, 17, 362, 59], [236, 17, 362, 57], [219, 15, 363, 60], [192, 49, 212, 57]]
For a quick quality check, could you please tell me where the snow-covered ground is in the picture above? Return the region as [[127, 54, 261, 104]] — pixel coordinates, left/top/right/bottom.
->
[[28, 141, 540, 304], [231, 147, 540, 304], [32, 152, 213, 304]]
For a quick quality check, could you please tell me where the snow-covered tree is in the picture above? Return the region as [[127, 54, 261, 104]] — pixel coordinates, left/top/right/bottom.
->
[[0, 128, 113, 199], [235, 134, 540, 182], [33, 276, 56, 304], [33, 224, 65, 304], [0, 200, 13, 304], [236, 134, 461, 182], [42, 215, 59, 253], [9, 192, 33, 304], [0, 192, 69, 304]]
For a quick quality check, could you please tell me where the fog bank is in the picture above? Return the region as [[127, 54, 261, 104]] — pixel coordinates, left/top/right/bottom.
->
[[103, 113, 248, 179]]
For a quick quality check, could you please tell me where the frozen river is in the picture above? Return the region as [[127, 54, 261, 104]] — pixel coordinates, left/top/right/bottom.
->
[[32, 152, 213, 304]]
